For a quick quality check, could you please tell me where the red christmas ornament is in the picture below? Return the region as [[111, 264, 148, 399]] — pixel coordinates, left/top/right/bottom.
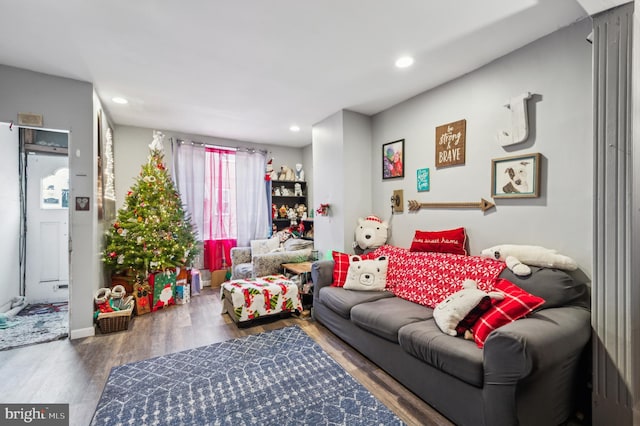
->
[[109, 252, 117, 258], [113, 222, 120, 229]]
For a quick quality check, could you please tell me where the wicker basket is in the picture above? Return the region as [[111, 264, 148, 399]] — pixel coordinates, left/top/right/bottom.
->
[[97, 300, 134, 333]]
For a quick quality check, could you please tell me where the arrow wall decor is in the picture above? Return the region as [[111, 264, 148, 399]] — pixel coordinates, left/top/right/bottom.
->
[[407, 198, 495, 212]]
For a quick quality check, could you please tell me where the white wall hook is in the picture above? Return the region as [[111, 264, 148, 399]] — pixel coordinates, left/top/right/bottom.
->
[[497, 92, 533, 147]]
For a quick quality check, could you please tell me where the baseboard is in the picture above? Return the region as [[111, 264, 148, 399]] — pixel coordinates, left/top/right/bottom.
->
[[70, 326, 95, 340]]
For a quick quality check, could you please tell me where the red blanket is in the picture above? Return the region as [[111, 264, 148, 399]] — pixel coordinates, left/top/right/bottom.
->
[[374, 245, 506, 308]]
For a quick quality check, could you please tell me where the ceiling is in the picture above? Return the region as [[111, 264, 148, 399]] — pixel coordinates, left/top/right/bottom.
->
[[0, 1, 591, 147]]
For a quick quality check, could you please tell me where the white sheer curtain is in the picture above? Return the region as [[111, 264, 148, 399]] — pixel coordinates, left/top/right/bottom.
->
[[235, 150, 269, 247], [172, 141, 205, 239]]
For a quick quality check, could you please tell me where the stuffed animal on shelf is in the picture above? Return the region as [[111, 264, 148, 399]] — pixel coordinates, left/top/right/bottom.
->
[[296, 203, 307, 219], [279, 205, 288, 218], [480, 244, 578, 277], [295, 163, 305, 181], [278, 165, 295, 181], [294, 183, 303, 196], [353, 215, 389, 255], [265, 158, 274, 181], [287, 207, 298, 224], [434, 279, 504, 336]]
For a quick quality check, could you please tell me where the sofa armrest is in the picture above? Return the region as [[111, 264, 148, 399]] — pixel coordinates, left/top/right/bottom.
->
[[482, 306, 591, 425], [252, 249, 311, 278], [230, 247, 251, 266], [483, 306, 591, 382], [311, 260, 335, 301]]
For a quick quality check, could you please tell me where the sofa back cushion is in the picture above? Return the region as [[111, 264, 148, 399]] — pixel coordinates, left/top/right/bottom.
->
[[498, 266, 590, 310], [251, 237, 280, 255], [375, 245, 505, 308]]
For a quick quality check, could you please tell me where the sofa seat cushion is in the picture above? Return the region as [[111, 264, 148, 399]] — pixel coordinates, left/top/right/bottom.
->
[[398, 320, 484, 387], [318, 287, 394, 318], [350, 297, 434, 343]]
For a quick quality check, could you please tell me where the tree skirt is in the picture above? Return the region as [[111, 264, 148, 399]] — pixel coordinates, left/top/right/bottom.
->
[[0, 303, 68, 351], [92, 326, 405, 425]]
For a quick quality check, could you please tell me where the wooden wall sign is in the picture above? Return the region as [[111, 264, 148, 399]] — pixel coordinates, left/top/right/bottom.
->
[[435, 119, 466, 168]]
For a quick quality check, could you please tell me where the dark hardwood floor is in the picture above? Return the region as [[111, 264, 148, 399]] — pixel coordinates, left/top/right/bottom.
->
[[0, 286, 453, 426]]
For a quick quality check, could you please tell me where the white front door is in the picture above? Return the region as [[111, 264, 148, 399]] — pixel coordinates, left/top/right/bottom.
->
[[25, 153, 69, 303]]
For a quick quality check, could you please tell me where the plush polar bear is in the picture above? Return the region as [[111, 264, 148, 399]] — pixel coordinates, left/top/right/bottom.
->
[[354, 215, 389, 254], [278, 165, 295, 181], [344, 255, 389, 291], [480, 244, 578, 277], [434, 279, 504, 336]]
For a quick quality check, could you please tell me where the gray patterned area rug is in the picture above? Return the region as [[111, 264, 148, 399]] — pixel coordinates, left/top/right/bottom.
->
[[0, 303, 68, 351], [92, 326, 405, 426]]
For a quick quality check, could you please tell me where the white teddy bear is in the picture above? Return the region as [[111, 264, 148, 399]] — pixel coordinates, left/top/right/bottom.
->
[[353, 215, 389, 254], [480, 244, 578, 277], [344, 255, 389, 291], [434, 279, 504, 336], [278, 165, 295, 181]]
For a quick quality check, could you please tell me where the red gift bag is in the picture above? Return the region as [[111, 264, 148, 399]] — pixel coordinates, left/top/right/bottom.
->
[[151, 270, 176, 311]]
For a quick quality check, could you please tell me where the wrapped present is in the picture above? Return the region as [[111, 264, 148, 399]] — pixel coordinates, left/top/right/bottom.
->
[[151, 270, 176, 311], [176, 282, 190, 304], [133, 281, 152, 315], [175, 267, 190, 305]]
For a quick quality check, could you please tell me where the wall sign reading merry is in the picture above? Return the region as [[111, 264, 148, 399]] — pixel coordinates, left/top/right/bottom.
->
[[435, 119, 466, 168]]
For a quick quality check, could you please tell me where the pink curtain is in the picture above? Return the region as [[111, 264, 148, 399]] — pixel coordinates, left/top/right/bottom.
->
[[203, 147, 237, 270]]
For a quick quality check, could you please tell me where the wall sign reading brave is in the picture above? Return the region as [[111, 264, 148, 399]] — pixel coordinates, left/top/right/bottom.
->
[[435, 119, 466, 168]]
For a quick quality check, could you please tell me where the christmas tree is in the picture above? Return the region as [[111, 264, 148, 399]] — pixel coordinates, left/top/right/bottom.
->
[[102, 131, 197, 279]]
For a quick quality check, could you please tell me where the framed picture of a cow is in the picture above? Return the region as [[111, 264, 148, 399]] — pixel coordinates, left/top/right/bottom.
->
[[491, 153, 541, 198]]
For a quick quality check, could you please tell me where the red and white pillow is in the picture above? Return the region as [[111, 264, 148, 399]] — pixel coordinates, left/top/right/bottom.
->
[[409, 227, 467, 255], [331, 250, 378, 287], [472, 278, 545, 348]]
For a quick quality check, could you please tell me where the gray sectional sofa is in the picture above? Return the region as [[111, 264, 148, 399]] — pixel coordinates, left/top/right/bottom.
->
[[311, 259, 591, 426]]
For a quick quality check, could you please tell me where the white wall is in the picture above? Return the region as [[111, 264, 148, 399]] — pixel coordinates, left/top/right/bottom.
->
[[312, 111, 345, 258], [342, 111, 373, 249], [302, 144, 314, 214], [113, 125, 308, 211], [0, 125, 20, 308], [369, 19, 594, 275], [0, 64, 96, 336], [312, 110, 374, 257]]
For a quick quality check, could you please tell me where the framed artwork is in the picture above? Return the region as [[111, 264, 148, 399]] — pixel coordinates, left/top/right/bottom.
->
[[417, 168, 430, 192], [382, 139, 404, 179], [435, 119, 466, 168], [491, 153, 541, 198]]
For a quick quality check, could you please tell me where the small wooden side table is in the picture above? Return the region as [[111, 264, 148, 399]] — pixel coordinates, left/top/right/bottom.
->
[[282, 262, 313, 309]]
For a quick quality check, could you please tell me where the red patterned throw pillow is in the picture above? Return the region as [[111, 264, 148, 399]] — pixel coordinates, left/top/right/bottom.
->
[[472, 279, 545, 348], [331, 250, 378, 287], [409, 227, 467, 255]]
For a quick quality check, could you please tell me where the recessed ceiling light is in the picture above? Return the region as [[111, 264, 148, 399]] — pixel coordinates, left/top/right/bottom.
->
[[395, 56, 414, 68], [112, 97, 128, 104], [290, 125, 300, 132]]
